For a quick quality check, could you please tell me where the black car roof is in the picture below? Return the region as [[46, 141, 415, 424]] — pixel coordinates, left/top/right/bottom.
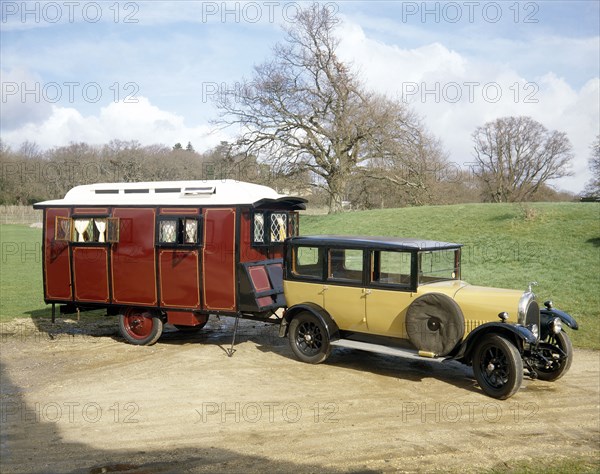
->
[[288, 235, 462, 251]]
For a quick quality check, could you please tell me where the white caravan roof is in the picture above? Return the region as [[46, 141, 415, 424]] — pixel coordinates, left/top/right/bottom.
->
[[34, 180, 306, 209]]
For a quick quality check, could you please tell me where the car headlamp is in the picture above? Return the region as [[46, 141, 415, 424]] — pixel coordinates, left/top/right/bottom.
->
[[550, 317, 562, 335]]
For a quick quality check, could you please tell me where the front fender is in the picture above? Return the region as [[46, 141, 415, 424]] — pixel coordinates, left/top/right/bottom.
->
[[541, 308, 578, 330], [450, 322, 537, 363], [279, 303, 341, 341]]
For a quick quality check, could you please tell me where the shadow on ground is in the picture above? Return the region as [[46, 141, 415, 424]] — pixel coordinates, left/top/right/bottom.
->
[[0, 359, 376, 474]]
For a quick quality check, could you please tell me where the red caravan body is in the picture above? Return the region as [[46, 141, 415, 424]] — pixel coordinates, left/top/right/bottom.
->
[[34, 180, 306, 329]]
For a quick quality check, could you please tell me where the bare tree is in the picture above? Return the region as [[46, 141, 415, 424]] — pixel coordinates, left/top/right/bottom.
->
[[472, 116, 573, 202], [17, 140, 43, 159], [583, 135, 600, 199], [214, 4, 439, 213]]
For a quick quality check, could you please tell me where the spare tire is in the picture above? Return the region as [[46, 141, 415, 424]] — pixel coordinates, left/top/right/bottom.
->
[[406, 293, 465, 356]]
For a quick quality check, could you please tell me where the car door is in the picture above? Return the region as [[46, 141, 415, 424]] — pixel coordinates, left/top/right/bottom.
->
[[364, 250, 416, 338], [322, 248, 368, 332]]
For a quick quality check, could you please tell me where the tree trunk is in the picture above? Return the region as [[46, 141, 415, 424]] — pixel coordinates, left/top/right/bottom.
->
[[327, 173, 346, 214]]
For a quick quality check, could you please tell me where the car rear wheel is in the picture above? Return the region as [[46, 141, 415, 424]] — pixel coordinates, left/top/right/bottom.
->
[[533, 331, 573, 381], [119, 308, 163, 346], [288, 312, 331, 364], [473, 335, 523, 399]]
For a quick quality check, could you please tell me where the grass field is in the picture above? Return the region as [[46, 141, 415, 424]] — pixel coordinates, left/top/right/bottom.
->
[[0, 224, 49, 323], [0, 202, 598, 349]]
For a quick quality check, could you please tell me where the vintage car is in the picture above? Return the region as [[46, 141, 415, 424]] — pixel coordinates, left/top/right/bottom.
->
[[280, 235, 578, 399]]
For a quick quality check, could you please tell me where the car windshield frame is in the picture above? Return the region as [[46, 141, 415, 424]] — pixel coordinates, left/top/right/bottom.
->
[[418, 248, 461, 285]]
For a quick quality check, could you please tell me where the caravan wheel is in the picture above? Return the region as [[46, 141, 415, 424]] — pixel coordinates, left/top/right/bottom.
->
[[119, 308, 163, 346]]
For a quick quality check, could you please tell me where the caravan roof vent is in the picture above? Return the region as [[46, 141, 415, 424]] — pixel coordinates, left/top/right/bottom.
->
[[183, 186, 216, 196], [155, 187, 181, 193]]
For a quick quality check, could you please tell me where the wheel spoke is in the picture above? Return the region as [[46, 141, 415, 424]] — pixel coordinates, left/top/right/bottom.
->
[[473, 335, 522, 399], [481, 344, 510, 388], [530, 331, 572, 381], [296, 321, 323, 355]]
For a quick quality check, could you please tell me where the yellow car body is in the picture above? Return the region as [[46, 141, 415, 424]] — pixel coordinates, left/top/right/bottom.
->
[[285, 279, 525, 340], [282, 235, 576, 399]]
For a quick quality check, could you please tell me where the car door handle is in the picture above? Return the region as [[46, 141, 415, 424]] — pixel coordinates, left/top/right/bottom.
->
[[362, 288, 371, 295]]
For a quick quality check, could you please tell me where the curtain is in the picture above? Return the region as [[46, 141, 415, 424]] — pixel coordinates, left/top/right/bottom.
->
[[95, 219, 107, 243], [74, 219, 90, 242]]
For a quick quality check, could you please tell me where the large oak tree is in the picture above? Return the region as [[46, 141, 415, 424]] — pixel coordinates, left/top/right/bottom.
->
[[214, 4, 440, 213], [472, 116, 573, 202]]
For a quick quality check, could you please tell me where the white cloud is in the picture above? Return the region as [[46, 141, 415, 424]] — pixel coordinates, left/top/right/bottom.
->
[[0, 68, 54, 128], [336, 21, 599, 194], [2, 4, 597, 195], [1, 97, 230, 151]]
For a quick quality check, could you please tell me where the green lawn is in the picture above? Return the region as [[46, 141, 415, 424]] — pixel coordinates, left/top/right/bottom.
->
[[0, 224, 50, 322], [301, 202, 599, 350], [0, 202, 598, 349]]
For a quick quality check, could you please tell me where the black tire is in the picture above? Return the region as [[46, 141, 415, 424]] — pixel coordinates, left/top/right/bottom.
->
[[406, 293, 465, 356], [174, 321, 208, 332], [288, 312, 331, 364], [533, 331, 573, 381], [118, 308, 163, 346], [473, 335, 523, 399]]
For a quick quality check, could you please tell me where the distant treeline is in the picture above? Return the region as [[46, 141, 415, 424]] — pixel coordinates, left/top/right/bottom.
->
[[0, 139, 575, 208]]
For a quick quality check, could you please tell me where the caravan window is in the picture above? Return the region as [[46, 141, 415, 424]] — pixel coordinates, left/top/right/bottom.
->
[[55, 216, 119, 243], [251, 211, 299, 246], [158, 217, 201, 246]]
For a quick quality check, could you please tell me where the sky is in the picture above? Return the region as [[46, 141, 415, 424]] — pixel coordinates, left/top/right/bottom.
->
[[1, 0, 599, 194]]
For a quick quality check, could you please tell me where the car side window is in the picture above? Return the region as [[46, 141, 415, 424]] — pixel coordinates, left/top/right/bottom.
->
[[419, 249, 460, 283], [372, 250, 412, 287], [293, 246, 322, 279], [328, 249, 363, 283]]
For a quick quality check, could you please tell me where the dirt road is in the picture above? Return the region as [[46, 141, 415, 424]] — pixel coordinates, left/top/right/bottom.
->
[[1, 317, 598, 473]]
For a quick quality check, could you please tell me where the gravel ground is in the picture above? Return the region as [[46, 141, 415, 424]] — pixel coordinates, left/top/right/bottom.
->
[[1, 316, 598, 474]]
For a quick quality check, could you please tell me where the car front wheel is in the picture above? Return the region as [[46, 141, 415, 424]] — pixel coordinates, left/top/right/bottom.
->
[[288, 312, 331, 364], [473, 335, 523, 399], [532, 331, 573, 381]]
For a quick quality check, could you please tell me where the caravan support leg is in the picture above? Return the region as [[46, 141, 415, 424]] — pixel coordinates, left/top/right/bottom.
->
[[226, 315, 241, 357]]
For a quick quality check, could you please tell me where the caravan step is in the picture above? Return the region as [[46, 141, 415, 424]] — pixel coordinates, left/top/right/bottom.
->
[[330, 339, 444, 362]]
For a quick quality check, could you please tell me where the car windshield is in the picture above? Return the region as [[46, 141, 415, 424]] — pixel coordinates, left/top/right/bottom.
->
[[418, 249, 460, 284]]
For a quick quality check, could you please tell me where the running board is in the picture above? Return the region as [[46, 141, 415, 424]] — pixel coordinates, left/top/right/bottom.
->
[[330, 339, 444, 362]]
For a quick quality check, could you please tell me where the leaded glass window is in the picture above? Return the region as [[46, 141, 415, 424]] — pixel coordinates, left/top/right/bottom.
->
[[106, 218, 120, 243], [184, 219, 198, 244], [159, 220, 177, 243], [270, 213, 288, 243], [253, 213, 265, 243], [252, 211, 297, 246], [288, 212, 299, 237], [55, 216, 72, 241], [158, 217, 201, 246]]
